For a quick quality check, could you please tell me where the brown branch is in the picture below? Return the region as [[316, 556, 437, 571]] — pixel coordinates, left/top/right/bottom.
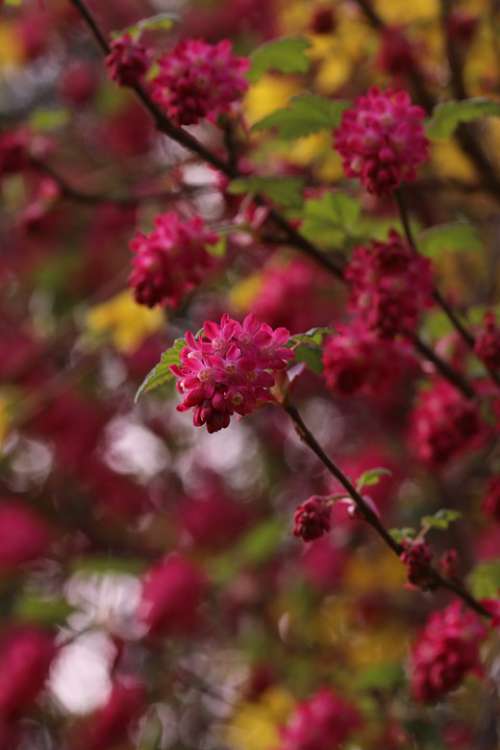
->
[[284, 399, 492, 619]]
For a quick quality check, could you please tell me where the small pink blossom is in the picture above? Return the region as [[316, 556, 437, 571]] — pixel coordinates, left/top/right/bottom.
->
[[106, 34, 151, 87], [410, 602, 487, 702], [481, 476, 500, 522], [346, 231, 433, 337], [334, 87, 428, 195], [152, 39, 249, 126], [400, 539, 434, 590], [474, 312, 500, 372], [278, 688, 361, 750], [130, 212, 218, 308], [171, 313, 292, 432], [293, 496, 331, 542]]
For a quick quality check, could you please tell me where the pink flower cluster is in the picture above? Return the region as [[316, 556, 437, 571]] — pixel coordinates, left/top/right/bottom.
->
[[106, 34, 150, 87], [475, 312, 500, 372], [482, 476, 500, 522], [171, 313, 292, 433], [293, 496, 331, 542], [0, 627, 55, 719], [334, 87, 428, 195], [322, 322, 417, 397], [346, 231, 433, 337], [0, 502, 52, 569], [400, 539, 434, 590], [410, 602, 486, 702], [410, 379, 483, 466], [278, 688, 361, 750], [152, 39, 249, 126], [130, 212, 218, 308]]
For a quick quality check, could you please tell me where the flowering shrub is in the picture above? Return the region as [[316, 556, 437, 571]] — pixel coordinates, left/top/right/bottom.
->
[[1, 0, 500, 748]]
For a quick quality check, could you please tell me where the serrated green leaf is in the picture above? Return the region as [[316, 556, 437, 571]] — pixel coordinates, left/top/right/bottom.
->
[[427, 97, 500, 140], [252, 95, 349, 140], [135, 338, 185, 402], [30, 108, 70, 132], [357, 467, 392, 490], [419, 221, 482, 257], [421, 508, 462, 530], [248, 37, 311, 83], [468, 560, 500, 598], [389, 527, 416, 543], [228, 176, 305, 209], [301, 192, 361, 249]]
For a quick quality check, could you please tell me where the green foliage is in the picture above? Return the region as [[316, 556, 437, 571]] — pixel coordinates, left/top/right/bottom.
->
[[4, 0, 22, 5], [30, 107, 70, 132], [289, 327, 331, 375], [426, 97, 500, 140], [418, 221, 483, 257], [421, 509, 462, 530], [208, 519, 284, 584], [389, 527, 417, 544], [300, 192, 361, 249], [135, 338, 185, 402], [228, 176, 305, 209], [14, 594, 73, 626], [251, 95, 349, 140], [355, 662, 405, 692], [70, 556, 146, 574], [248, 37, 311, 83], [356, 468, 392, 491], [206, 236, 227, 258], [120, 12, 177, 39], [468, 560, 500, 598]]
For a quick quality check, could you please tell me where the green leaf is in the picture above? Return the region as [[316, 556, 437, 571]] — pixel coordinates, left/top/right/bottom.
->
[[14, 595, 74, 626], [206, 237, 227, 258], [389, 527, 416, 544], [357, 467, 392, 491], [248, 37, 311, 83], [30, 107, 70, 132], [419, 221, 483, 257], [135, 338, 185, 402], [5, 0, 22, 5], [289, 327, 331, 347], [294, 345, 323, 374], [70, 556, 146, 575], [421, 508, 462, 530], [426, 97, 500, 140], [468, 560, 500, 598], [300, 192, 361, 249], [356, 662, 404, 692], [120, 12, 177, 38], [228, 176, 305, 209], [252, 95, 349, 140]]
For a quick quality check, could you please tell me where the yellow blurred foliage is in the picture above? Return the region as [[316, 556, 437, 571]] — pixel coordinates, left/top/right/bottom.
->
[[344, 548, 406, 594], [0, 22, 24, 68], [85, 291, 164, 354], [225, 687, 295, 750], [0, 396, 11, 450], [244, 76, 302, 126], [375, 0, 439, 24], [229, 273, 263, 312]]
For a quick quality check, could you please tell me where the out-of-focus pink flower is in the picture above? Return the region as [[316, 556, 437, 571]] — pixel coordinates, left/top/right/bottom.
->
[[300, 537, 347, 592], [278, 687, 361, 750], [139, 555, 207, 636], [0, 502, 51, 569], [481, 476, 500, 522], [322, 322, 417, 396], [346, 231, 433, 338], [409, 379, 484, 466], [130, 212, 218, 309], [400, 539, 434, 589], [377, 27, 417, 77], [0, 130, 30, 178], [310, 6, 337, 35], [293, 496, 331, 542], [106, 34, 151, 87], [447, 10, 478, 46], [73, 675, 145, 750], [178, 486, 251, 550], [334, 87, 428, 195], [475, 312, 500, 372], [171, 313, 292, 432], [0, 628, 55, 718], [152, 39, 249, 126], [59, 61, 98, 107], [410, 601, 487, 702], [439, 548, 459, 579]]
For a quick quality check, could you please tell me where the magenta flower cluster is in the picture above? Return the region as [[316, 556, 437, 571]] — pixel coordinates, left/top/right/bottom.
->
[[335, 87, 428, 195], [171, 313, 292, 433], [475, 311, 500, 371], [293, 496, 331, 542], [130, 212, 218, 308], [410, 602, 486, 702], [400, 539, 434, 590], [278, 688, 361, 750], [152, 39, 249, 126], [105, 34, 151, 87], [346, 230, 433, 338]]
